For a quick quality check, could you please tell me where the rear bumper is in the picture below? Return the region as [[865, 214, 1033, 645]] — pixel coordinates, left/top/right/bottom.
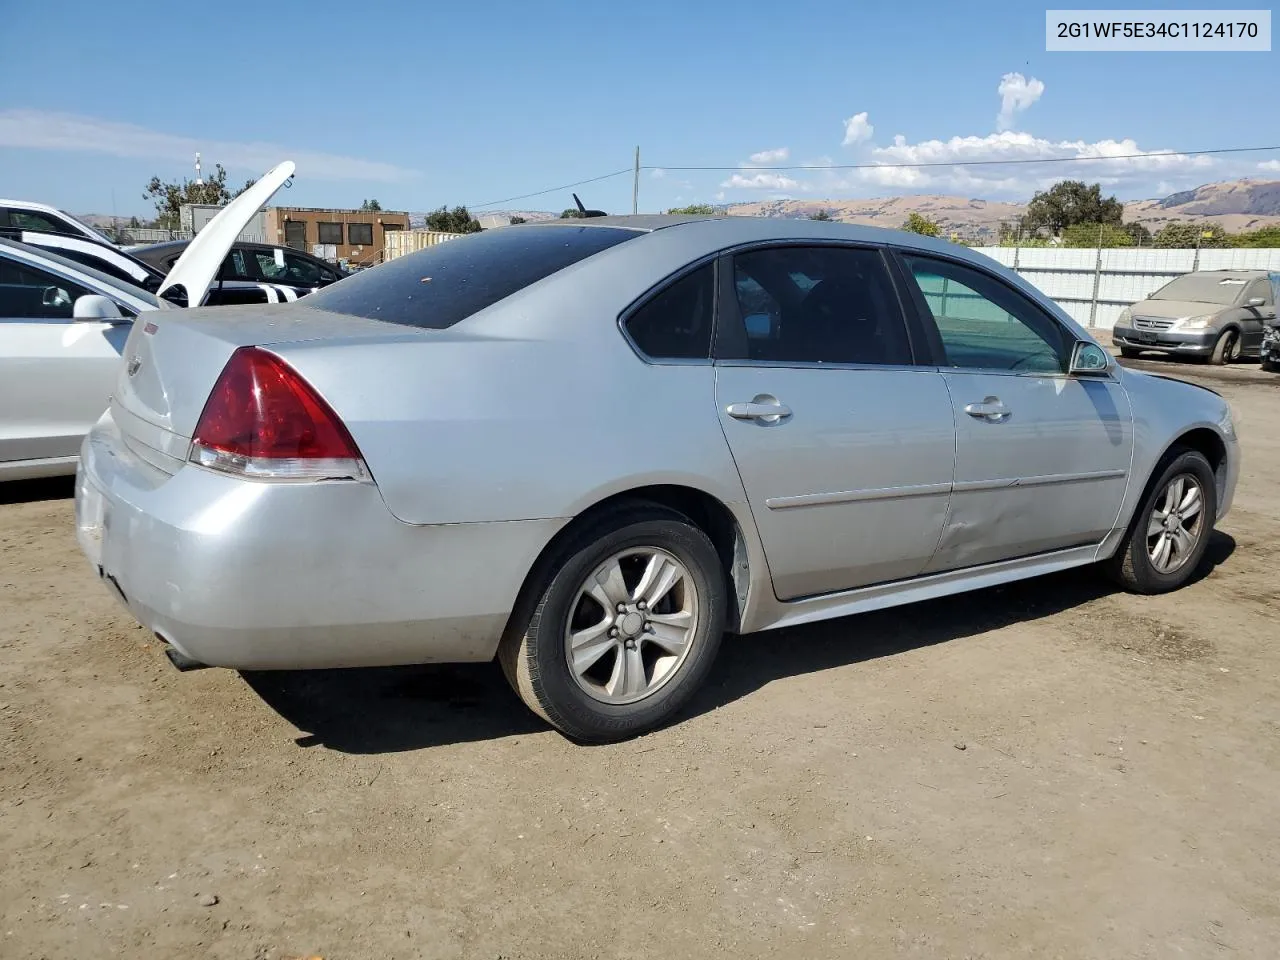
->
[[1112, 324, 1216, 354], [75, 410, 566, 670]]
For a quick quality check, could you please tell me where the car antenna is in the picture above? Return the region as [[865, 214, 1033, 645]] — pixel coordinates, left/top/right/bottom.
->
[[572, 193, 608, 218]]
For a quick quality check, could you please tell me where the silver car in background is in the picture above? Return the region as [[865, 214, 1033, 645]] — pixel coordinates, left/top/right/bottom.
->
[[1112, 269, 1276, 364], [75, 216, 1239, 742]]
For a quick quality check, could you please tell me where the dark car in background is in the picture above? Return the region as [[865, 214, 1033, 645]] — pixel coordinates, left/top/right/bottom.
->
[[133, 240, 348, 301]]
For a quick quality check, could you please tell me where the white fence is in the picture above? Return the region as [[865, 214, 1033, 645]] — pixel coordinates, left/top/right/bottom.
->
[[973, 246, 1280, 330]]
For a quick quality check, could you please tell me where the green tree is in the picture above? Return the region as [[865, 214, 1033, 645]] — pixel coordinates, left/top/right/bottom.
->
[[360, 198, 382, 211], [1124, 221, 1152, 245], [1061, 222, 1133, 247], [509, 215, 528, 225], [128, 215, 140, 229], [902, 212, 940, 237], [143, 163, 256, 230], [1153, 222, 1229, 248], [560, 208, 584, 218], [426, 205, 482, 233], [809, 209, 834, 221], [1020, 180, 1123, 238], [1229, 225, 1280, 248], [665, 204, 717, 215]]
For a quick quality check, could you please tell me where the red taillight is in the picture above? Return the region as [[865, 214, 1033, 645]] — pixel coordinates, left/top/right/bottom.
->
[[190, 346, 370, 481]]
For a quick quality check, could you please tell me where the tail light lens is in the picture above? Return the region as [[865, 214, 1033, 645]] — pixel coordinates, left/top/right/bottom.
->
[[189, 346, 371, 482]]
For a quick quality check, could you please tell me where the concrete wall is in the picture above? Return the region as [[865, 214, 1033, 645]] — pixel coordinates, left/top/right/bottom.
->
[[972, 246, 1280, 329]]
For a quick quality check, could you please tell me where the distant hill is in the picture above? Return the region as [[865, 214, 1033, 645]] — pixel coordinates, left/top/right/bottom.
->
[[722, 178, 1280, 240]]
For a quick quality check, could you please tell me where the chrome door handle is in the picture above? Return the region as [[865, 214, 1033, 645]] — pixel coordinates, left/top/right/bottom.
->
[[726, 400, 792, 423], [964, 397, 1011, 422]]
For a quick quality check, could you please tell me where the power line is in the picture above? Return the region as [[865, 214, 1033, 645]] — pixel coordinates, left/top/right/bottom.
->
[[463, 144, 1280, 212], [650, 144, 1280, 172], [468, 169, 632, 209]]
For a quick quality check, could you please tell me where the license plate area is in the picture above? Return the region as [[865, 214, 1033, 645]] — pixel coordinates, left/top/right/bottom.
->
[[1136, 330, 1158, 343]]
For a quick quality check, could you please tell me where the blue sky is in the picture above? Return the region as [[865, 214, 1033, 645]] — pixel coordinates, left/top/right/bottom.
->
[[1, 0, 1275, 216]]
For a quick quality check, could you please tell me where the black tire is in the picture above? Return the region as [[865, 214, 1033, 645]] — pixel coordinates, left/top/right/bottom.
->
[[1209, 328, 1239, 366], [1102, 447, 1217, 594], [498, 503, 727, 743], [1262, 357, 1280, 374], [1119, 346, 1142, 359]]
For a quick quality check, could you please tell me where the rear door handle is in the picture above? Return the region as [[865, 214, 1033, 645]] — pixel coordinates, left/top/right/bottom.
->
[[964, 397, 1011, 422], [727, 399, 792, 423]]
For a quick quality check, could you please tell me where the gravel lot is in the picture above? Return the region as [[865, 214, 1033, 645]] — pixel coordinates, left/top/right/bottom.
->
[[2, 359, 1278, 960]]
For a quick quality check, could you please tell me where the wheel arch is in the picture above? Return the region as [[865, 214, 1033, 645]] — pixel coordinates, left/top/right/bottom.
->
[[502, 484, 752, 648], [1116, 425, 1229, 552]]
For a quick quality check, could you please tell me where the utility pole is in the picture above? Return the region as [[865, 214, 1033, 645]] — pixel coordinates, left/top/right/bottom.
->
[[632, 146, 640, 215]]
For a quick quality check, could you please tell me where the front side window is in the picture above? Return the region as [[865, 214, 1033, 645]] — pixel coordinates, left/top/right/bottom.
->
[[219, 249, 251, 281], [728, 245, 912, 366], [902, 255, 1069, 373], [623, 263, 714, 360], [347, 222, 374, 246], [317, 222, 344, 245], [1246, 277, 1273, 307], [0, 257, 91, 319]]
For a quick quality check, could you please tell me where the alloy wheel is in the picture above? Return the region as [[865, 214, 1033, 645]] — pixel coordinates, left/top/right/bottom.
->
[[1146, 473, 1206, 574], [564, 547, 700, 705]]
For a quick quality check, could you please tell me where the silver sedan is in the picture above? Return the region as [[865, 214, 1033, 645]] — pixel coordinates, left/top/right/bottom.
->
[[74, 216, 1239, 742]]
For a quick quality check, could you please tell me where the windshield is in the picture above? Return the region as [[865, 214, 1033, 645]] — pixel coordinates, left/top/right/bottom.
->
[[304, 224, 641, 328], [0, 239, 160, 308], [1150, 274, 1249, 306], [57, 208, 116, 245]]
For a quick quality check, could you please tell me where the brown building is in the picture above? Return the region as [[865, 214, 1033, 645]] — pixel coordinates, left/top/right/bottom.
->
[[262, 206, 410, 266]]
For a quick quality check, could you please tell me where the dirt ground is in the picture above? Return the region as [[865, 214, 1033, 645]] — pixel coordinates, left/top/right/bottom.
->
[[2, 358, 1278, 960]]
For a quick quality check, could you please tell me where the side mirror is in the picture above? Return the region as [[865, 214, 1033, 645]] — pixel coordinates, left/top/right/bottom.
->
[[1069, 341, 1112, 376], [744, 313, 772, 338], [42, 285, 73, 309], [73, 294, 125, 321], [1247, 297, 1266, 307]]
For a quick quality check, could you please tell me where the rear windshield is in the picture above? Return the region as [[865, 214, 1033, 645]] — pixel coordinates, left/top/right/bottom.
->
[[304, 224, 640, 328], [1151, 274, 1249, 306]]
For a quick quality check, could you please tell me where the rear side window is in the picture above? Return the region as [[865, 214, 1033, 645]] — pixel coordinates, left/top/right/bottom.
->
[[623, 263, 714, 360], [305, 225, 640, 328]]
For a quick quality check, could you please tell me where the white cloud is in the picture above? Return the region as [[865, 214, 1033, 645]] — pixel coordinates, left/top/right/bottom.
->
[[996, 73, 1045, 131], [0, 108, 415, 182], [813, 130, 1218, 198], [714, 191, 726, 202], [721, 171, 800, 190], [650, 167, 666, 178], [842, 112, 873, 145], [748, 147, 789, 164], [1259, 159, 1280, 172]]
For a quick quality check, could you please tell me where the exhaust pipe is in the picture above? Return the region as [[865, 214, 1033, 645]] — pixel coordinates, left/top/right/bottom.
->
[[160, 639, 211, 672]]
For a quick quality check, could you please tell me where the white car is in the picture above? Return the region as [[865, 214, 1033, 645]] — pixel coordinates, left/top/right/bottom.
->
[[0, 163, 295, 481], [0, 198, 118, 246]]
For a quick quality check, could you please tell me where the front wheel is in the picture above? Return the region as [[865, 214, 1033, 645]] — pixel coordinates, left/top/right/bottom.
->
[[499, 504, 727, 743], [1103, 448, 1217, 594], [1209, 328, 1240, 365]]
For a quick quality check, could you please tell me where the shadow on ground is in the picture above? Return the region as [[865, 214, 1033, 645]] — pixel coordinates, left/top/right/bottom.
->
[[0, 476, 75, 506], [248, 532, 1234, 754]]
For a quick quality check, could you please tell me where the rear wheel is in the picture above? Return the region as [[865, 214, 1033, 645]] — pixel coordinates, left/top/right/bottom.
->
[[1103, 448, 1216, 594], [499, 504, 727, 743], [1209, 328, 1240, 365]]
